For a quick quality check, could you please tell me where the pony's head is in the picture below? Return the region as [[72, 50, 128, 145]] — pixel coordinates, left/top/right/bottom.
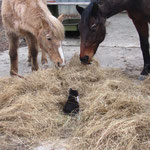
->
[[38, 15, 65, 67], [76, 2, 106, 64]]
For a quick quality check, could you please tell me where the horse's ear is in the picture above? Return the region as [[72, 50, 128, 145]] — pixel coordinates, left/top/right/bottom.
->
[[58, 14, 64, 22], [76, 5, 84, 15], [91, 2, 99, 17]]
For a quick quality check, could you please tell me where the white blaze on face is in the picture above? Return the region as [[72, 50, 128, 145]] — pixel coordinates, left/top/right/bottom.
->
[[58, 42, 65, 66]]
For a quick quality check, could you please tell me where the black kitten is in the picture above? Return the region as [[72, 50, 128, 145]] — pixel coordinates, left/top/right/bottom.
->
[[63, 88, 79, 115]]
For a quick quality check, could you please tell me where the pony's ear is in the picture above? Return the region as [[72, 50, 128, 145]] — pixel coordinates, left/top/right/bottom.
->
[[58, 14, 64, 22], [76, 5, 84, 15], [91, 2, 99, 17]]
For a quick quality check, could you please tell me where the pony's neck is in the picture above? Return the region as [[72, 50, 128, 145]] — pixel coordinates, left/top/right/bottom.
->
[[98, 0, 132, 18]]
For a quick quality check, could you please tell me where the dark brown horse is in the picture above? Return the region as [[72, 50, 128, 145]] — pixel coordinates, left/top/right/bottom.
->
[[76, 0, 150, 75]]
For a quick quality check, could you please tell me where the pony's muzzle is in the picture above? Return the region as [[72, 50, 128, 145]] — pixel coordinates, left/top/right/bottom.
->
[[57, 61, 66, 67]]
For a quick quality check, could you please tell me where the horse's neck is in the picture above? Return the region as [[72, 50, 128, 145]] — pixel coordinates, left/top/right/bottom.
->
[[98, 0, 132, 18]]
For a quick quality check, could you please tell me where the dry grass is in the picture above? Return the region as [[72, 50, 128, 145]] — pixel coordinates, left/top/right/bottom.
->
[[0, 54, 150, 150]]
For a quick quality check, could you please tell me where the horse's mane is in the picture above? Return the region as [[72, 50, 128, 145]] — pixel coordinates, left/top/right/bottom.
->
[[83, 2, 95, 23], [83, 0, 104, 24], [38, 0, 64, 40]]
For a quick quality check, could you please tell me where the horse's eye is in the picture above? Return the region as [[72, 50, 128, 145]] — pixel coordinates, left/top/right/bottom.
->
[[90, 24, 97, 32]]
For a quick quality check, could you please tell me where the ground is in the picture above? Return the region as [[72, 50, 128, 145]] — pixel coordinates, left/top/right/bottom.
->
[[0, 13, 149, 79], [1, 10, 150, 150]]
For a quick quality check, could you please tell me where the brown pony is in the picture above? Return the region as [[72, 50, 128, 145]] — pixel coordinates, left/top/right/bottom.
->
[[2, 0, 65, 76], [77, 0, 150, 76]]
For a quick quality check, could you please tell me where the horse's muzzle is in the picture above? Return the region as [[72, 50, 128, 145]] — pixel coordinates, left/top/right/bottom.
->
[[80, 56, 90, 64]]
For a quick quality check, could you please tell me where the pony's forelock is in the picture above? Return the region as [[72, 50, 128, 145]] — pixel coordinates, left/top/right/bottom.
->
[[48, 15, 64, 40]]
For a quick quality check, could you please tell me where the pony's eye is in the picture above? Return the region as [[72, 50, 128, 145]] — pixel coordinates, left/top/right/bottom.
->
[[47, 37, 51, 41], [90, 24, 97, 32], [46, 34, 51, 41]]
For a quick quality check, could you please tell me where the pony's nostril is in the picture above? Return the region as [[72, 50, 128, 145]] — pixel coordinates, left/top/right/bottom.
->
[[57, 62, 60, 67]]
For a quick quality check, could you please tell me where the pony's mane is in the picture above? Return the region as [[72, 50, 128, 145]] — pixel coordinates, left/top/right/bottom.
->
[[38, 0, 64, 40]]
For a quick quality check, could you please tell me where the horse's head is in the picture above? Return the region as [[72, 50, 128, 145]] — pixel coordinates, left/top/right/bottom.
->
[[76, 2, 106, 64], [38, 15, 65, 67]]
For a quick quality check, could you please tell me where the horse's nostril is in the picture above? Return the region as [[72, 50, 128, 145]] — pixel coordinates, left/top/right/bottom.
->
[[85, 56, 89, 61], [80, 56, 89, 64]]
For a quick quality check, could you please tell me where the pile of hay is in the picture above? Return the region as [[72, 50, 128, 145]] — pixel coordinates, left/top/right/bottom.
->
[[0, 54, 150, 150]]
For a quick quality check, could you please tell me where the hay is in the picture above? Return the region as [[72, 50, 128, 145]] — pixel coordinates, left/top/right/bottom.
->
[[0, 54, 150, 150]]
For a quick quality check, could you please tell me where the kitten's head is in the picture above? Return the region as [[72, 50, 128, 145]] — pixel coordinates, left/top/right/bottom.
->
[[69, 88, 78, 97]]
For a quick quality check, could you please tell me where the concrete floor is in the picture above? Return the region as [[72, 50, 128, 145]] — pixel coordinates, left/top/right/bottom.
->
[[0, 13, 149, 78]]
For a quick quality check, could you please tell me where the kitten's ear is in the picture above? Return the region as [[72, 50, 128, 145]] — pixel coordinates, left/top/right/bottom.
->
[[75, 90, 79, 96], [69, 88, 72, 94]]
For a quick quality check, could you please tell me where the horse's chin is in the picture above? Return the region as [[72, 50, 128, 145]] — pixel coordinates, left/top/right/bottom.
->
[[81, 61, 91, 65]]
